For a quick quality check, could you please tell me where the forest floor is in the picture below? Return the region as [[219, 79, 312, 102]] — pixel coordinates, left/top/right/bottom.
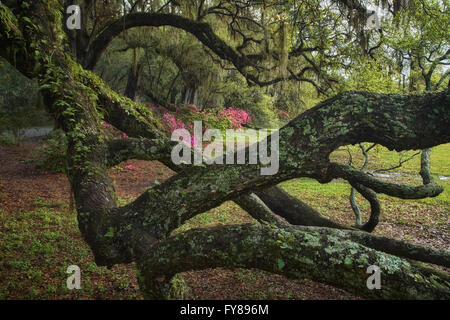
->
[[0, 138, 448, 300]]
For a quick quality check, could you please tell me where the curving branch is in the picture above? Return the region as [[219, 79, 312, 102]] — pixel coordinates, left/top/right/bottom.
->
[[2, 1, 450, 299], [81, 11, 328, 89], [346, 144, 431, 232], [328, 162, 444, 200], [84, 13, 255, 71], [137, 223, 450, 299], [348, 143, 375, 227], [349, 182, 380, 232], [255, 186, 349, 230]]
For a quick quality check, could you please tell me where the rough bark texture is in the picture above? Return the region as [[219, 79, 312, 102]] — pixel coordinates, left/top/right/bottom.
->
[[137, 224, 450, 300], [1, 1, 449, 299]]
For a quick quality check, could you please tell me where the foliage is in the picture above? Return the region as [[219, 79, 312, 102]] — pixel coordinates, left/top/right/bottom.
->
[[29, 122, 131, 174], [383, 0, 449, 91], [0, 134, 17, 146], [0, 57, 52, 144], [102, 121, 128, 139], [335, 57, 403, 94], [29, 130, 68, 174]]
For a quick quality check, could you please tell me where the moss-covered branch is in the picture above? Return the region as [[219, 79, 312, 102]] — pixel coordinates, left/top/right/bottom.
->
[[137, 224, 450, 299], [234, 193, 450, 268], [105, 138, 176, 168], [328, 162, 444, 199], [349, 182, 380, 232], [255, 186, 349, 230]]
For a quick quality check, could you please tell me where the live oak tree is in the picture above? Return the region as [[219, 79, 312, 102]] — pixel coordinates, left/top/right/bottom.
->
[[1, 0, 449, 299]]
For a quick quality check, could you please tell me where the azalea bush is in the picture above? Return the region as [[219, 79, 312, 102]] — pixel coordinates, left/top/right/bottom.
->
[[148, 103, 253, 136], [221, 74, 280, 128], [29, 104, 252, 173]]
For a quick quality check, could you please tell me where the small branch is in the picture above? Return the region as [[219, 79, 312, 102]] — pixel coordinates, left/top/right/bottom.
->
[[350, 182, 380, 232], [349, 187, 362, 226], [329, 162, 444, 199], [349, 143, 373, 227], [374, 151, 420, 173], [105, 137, 176, 168]]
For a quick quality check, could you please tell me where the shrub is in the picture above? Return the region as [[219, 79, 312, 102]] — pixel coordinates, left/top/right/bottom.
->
[[29, 130, 68, 173], [0, 134, 17, 146]]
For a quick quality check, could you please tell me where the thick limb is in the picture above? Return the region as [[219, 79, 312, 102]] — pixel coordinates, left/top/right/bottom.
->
[[235, 192, 450, 268], [137, 224, 450, 299], [255, 186, 349, 229]]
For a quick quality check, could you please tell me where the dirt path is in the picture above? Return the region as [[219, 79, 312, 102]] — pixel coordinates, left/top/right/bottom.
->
[[0, 138, 174, 213]]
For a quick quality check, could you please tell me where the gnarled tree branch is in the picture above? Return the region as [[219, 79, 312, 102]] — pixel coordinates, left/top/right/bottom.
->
[[2, 1, 449, 299], [137, 224, 450, 299]]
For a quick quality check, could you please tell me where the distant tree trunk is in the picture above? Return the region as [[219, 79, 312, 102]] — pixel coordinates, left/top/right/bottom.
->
[[182, 86, 198, 105], [169, 89, 177, 105], [124, 62, 144, 101], [124, 48, 144, 101]]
